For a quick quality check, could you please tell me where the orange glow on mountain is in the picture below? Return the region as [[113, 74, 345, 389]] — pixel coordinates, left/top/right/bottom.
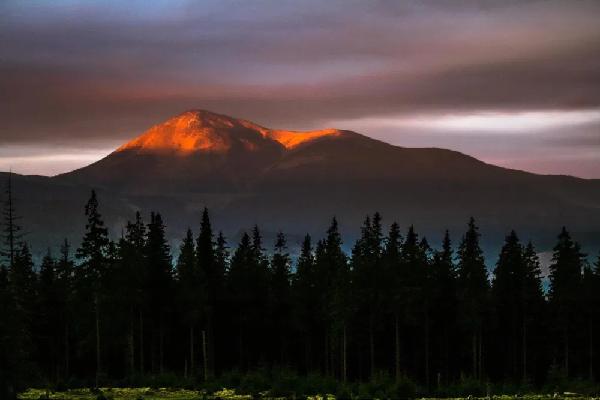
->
[[116, 110, 343, 154], [269, 129, 342, 149]]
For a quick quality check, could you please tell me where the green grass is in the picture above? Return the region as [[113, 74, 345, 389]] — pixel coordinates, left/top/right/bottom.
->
[[16, 389, 600, 400], [18, 387, 243, 400]]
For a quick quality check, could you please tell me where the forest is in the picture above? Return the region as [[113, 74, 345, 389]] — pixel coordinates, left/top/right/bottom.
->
[[2, 185, 600, 399]]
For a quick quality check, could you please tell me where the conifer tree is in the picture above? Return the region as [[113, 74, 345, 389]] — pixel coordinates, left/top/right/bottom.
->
[[382, 222, 403, 382], [76, 190, 110, 387], [214, 232, 229, 276], [196, 208, 219, 378], [590, 252, 600, 379], [77, 191, 110, 279], [521, 241, 544, 383], [227, 232, 255, 368], [119, 212, 146, 376], [430, 231, 457, 384], [1, 172, 23, 267], [176, 228, 199, 375], [145, 212, 172, 374], [321, 217, 349, 380], [548, 227, 585, 376], [212, 231, 229, 374], [9, 243, 37, 326], [55, 239, 74, 380], [270, 231, 292, 364], [5, 243, 36, 392], [582, 263, 598, 381], [0, 264, 28, 399], [399, 226, 429, 384], [293, 234, 317, 372], [36, 249, 61, 380], [351, 213, 384, 379], [492, 231, 524, 380], [456, 217, 488, 380]]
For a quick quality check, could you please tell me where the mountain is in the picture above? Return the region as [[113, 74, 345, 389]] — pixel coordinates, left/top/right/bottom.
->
[[59, 110, 345, 194], [6, 109, 600, 257]]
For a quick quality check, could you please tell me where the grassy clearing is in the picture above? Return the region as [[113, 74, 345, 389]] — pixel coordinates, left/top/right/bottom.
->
[[18, 387, 242, 400], [16, 388, 599, 400]]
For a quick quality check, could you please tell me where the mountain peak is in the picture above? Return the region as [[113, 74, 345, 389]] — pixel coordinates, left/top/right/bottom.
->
[[116, 109, 345, 154]]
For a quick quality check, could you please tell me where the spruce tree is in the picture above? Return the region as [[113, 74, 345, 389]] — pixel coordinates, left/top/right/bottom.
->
[[292, 234, 317, 372], [196, 208, 218, 378], [492, 231, 523, 380], [1, 172, 23, 267], [227, 232, 255, 368], [36, 249, 61, 380], [120, 212, 147, 376], [176, 228, 200, 376], [548, 227, 585, 376], [322, 217, 349, 380], [212, 231, 229, 374], [0, 264, 28, 399], [55, 239, 74, 380], [351, 213, 384, 379], [145, 212, 172, 374], [456, 217, 488, 380], [9, 243, 37, 326], [76, 190, 110, 387], [382, 222, 404, 382], [214, 232, 229, 276], [269, 231, 292, 364], [399, 226, 429, 385], [521, 241, 544, 383], [430, 231, 457, 384]]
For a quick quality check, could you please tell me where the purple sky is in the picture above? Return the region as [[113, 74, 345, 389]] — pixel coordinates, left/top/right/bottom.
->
[[1, 0, 599, 177]]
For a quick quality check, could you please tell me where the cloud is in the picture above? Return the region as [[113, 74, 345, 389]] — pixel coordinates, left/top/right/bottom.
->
[[1, 0, 600, 177], [336, 110, 600, 133]]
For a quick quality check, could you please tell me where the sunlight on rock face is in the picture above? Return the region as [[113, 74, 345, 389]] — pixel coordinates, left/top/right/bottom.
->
[[116, 110, 343, 154]]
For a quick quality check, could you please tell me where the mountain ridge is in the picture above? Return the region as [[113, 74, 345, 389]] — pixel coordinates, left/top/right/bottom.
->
[[3, 109, 600, 256]]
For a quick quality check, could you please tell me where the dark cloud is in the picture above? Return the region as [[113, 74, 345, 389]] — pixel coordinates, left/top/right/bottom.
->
[[1, 0, 599, 176]]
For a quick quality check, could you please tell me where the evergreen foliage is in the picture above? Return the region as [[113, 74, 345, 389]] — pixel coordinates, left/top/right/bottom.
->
[[2, 186, 600, 396]]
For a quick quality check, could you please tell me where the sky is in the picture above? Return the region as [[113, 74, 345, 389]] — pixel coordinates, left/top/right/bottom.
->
[[1, 0, 599, 177]]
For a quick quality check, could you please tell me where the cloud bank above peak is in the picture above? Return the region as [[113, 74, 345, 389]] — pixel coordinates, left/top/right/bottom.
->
[[1, 0, 599, 177]]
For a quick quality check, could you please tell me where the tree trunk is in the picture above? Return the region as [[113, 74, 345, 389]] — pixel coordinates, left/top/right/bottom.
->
[[208, 312, 215, 378], [590, 317, 594, 381], [64, 322, 70, 379], [190, 325, 195, 374], [325, 331, 329, 376], [304, 336, 311, 373], [95, 294, 101, 388], [238, 317, 244, 368], [565, 329, 570, 376], [342, 323, 347, 383], [202, 329, 208, 381], [159, 315, 164, 374], [472, 332, 477, 379], [128, 309, 135, 377], [139, 311, 144, 375], [444, 324, 450, 385], [425, 313, 430, 389], [369, 317, 375, 379], [395, 312, 401, 382], [522, 319, 527, 383], [478, 327, 483, 381]]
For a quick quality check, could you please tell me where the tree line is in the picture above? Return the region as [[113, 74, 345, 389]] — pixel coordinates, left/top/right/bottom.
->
[[1, 186, 600, 397]]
